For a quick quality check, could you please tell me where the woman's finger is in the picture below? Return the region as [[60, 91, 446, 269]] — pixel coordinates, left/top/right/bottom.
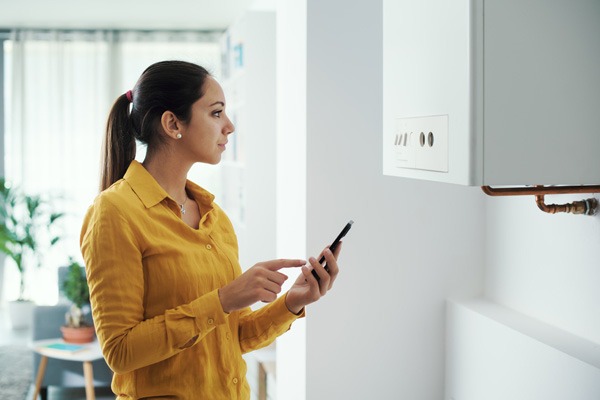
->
[[301, 265, 320, 294], [266, 270, 289, 286], [265, 277, 284, 294], [262, 259, 307, 271], [308, 257, 330, 296], [322, 248, 339, 290]]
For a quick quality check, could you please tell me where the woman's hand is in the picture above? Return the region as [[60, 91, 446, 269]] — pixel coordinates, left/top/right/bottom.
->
[[285, 243, 342, 314], [219, 259, 306, 313]]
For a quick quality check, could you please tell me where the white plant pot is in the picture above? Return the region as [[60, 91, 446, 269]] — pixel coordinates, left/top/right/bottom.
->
[[0, 258, 5, 308], [8, 300, 35, 329]]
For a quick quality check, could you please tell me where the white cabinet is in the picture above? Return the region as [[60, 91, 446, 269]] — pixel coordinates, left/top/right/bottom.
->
[[383, 0, 600, 186]]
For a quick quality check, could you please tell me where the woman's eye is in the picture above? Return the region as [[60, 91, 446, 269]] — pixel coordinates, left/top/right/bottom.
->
[[213, 110, 222, 118]]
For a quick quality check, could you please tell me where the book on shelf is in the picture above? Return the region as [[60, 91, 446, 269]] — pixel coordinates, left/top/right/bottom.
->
[[38, 342, 87, 354]]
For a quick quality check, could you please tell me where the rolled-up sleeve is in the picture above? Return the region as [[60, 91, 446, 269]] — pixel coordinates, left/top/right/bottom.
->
[[238, 293, 305, 354]]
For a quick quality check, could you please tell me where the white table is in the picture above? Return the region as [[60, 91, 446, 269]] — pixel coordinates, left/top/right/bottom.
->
[[29, 338, 104, 400]]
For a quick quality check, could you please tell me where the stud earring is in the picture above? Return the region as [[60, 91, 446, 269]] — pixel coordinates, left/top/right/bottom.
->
[[176, 133, 182, 139]]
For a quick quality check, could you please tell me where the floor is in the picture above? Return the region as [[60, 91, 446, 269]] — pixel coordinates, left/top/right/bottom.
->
[[0, 307, 115, 400]]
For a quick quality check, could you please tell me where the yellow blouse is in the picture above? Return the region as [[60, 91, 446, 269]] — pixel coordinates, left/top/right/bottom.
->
[[80, 160, 302, 399]]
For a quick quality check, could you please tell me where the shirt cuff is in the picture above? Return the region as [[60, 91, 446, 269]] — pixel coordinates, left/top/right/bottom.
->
[[277, 292, 306, 320], [190, 288, 229, 332]]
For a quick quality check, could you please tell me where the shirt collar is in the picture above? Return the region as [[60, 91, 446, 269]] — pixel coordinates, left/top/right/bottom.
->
[[124, 160, 169, 209], [123, 160, 216, 211], [185, 179, 216, 208]]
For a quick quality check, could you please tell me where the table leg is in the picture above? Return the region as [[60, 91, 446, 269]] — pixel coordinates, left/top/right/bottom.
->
[[32, 355, 48, 400], [83, 361, 96, 400], [258, 362, 267, 400]]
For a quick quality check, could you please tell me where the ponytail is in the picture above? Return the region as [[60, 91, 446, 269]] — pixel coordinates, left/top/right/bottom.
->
[[100, 93, 136, 191]]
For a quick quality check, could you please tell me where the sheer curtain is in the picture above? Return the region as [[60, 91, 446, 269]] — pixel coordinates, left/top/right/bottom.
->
[[3, 29, 221, 304]]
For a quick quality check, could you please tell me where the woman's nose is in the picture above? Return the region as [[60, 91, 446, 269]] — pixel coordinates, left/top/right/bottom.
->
[[225, 117, 235, 134]]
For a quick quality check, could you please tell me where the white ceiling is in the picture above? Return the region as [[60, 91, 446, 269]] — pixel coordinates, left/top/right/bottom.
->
[[0, 0, 274, 31]]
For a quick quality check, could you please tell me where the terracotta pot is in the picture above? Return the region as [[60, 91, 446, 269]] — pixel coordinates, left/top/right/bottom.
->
[[60, 325, 96, 344]]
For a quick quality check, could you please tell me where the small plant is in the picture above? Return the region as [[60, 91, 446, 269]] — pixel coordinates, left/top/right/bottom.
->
[[62, 258, 91, 328], [0, 178, 64, 301]]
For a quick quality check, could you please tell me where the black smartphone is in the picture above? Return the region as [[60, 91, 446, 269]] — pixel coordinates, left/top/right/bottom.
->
[[311, 220, 353, 282]]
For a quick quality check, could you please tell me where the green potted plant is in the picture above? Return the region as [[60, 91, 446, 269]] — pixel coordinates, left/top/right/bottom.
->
[[61, 257, 95, 343], [0, 178, 64, 328]]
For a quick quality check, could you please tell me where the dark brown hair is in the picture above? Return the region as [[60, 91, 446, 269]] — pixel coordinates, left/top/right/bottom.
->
[[100, 61, 210, 191]]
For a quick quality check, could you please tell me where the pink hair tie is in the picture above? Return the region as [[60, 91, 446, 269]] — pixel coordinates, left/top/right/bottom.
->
[[125, 90, 133, 102]]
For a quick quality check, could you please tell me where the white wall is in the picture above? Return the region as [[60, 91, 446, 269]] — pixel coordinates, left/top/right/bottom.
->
[[444, 193, 600, 400], [275, 1, 307, 399], [303, 1, 484, 399], [445, 192, 600, 400], [300, 1, 600, 398], [223, 11, 278, 271], [485, 194, 600, 343]]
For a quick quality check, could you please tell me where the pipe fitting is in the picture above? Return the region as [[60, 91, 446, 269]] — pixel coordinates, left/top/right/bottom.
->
[[535, 195, 598, 215]]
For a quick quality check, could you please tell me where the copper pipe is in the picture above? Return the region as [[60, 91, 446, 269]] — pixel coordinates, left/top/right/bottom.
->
[[535, 194, 598, 215], [482, 185, 600, 196], [481, 185, 599, 216]]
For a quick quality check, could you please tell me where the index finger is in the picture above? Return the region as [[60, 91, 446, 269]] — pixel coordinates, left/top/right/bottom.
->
[[262, 259, 307, 271]]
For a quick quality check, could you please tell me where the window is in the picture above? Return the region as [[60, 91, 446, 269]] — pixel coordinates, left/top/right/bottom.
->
[[2, 30, 222, 303]]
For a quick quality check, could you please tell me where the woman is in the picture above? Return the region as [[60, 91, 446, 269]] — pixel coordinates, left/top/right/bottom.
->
[[80, 60, 340, 399]]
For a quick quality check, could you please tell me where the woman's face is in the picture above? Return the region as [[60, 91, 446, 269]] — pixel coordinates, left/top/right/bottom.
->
[[180, 76, 234, 164]]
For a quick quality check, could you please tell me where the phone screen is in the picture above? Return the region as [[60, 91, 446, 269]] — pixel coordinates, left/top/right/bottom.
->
[[311, 220, 353, 281]]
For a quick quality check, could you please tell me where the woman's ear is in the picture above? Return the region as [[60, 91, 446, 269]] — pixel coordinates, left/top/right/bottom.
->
[[160, 111, 183, 140]]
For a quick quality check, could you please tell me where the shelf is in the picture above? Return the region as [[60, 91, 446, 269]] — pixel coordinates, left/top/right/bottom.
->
[[448, 298, 600, 369], [446, 298, 600, 399]]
